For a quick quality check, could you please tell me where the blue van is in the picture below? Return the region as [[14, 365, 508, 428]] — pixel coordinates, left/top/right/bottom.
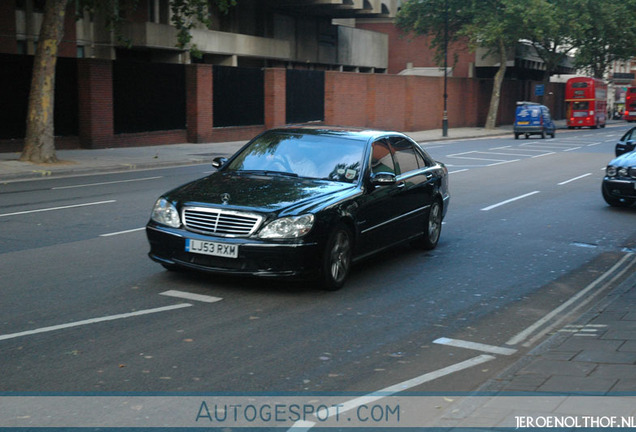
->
[[514, 102, 556, 139]]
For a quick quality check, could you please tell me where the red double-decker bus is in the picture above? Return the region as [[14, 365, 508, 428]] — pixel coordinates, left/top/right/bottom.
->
[[624, 86, 636, 122], [565, 77, 607, 128]]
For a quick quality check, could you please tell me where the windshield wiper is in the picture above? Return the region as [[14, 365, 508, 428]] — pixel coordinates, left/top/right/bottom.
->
[[239, 170, 299, 178]]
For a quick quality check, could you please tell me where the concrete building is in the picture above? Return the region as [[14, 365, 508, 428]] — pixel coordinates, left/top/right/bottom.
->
[[7, 0, 397, 72]]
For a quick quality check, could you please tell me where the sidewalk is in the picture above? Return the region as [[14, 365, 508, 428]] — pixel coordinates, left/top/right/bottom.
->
[[491, 266, 636, 394], [0, 126, 513, 182]]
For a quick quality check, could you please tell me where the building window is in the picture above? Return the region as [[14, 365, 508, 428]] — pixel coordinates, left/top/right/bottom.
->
[[33, 0, 46, 13], [77, 45, 85, 58], [17, 40, 27, 54]]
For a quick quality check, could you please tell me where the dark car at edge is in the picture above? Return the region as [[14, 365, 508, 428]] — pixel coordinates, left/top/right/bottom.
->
[[603, 149, 636, 208], [146, 127, 450, 290], [615, 126, 636, 156]]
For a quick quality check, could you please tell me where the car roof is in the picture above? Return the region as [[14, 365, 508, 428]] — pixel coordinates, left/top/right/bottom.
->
[[266, 126, 405, 142]]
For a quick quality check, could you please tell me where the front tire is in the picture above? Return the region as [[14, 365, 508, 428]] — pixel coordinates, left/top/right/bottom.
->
[[320, 223, 353, 291], [414, 199, 442, 250]]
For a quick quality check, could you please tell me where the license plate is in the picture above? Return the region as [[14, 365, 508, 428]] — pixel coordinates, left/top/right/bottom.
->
[[186, 239, 238, 258], [517, 121, 529, 125]]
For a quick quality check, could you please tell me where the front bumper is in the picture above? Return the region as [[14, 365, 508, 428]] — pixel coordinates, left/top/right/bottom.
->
[[146, 223, 322, 278], [602, 178, 636, 200]]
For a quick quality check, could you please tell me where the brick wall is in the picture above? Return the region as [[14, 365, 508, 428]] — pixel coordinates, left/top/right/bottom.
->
[[356, 21, 475, 77], [2, 59, 564, 152], [186, 64, 213, 143], [77, 59, 114, 149]]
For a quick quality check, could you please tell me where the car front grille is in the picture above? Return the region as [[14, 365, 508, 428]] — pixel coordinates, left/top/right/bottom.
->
[[182, 207, 263, 237]]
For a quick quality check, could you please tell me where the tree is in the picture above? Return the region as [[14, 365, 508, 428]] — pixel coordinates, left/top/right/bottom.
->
[[518, 0, 581, 88], [573, 0, 636, 79], [397, 0, 540, 129], [20, 0, 236, 164]]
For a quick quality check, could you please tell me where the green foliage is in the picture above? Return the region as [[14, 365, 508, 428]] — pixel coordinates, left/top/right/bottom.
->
[[170, 0, 237, 58], [398, 0, 636, 80], [74, 0, 237, 57], [396, 0, 527, 65], [573, 0, 636, 78]]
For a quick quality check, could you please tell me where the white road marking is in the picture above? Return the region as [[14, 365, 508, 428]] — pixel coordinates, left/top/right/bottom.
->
[[558, 173, 592, 185], [160, 290, 223, 304], [481, 191, 540, 211], [100, 227, 146, 237], [0, 200, 116, 218], [506, 253, 636, 346], [0, 304, 193, 342], [287, 354, 495, 432], [433, 337, 517, 356], [52, 176, 162, 189]]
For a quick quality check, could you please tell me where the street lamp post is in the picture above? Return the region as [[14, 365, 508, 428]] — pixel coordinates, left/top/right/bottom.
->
[[442, 0, 449, 137]]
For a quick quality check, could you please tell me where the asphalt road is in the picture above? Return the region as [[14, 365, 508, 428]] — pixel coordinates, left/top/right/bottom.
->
[[1, 125, 634, 396]]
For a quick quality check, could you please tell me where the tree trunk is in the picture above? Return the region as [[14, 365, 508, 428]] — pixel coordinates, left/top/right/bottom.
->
[[20, 0, 67, 163], [484, 39, 507, 130]]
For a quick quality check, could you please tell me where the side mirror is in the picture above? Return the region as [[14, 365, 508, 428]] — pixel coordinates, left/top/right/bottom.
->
[[370, 172, 397, 186], [212, 157, 228, 169]]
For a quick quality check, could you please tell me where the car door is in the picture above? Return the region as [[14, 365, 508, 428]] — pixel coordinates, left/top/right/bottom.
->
[[355, 139, 407, 256], [390, 136, 436, 239]]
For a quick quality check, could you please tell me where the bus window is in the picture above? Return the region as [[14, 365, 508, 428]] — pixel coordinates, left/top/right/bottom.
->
[[573, 101, 589, 110]]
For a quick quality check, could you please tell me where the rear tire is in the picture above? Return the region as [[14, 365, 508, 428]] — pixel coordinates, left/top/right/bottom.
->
[[413, 199, 442, 250]]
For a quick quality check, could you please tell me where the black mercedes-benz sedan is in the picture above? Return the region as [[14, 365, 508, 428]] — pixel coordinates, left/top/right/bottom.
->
[[602, 150, 636, 207], [146, 127, 449, 290]]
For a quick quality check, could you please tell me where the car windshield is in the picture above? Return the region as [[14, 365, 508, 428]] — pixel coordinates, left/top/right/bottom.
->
[[225, 131, 366, 183]]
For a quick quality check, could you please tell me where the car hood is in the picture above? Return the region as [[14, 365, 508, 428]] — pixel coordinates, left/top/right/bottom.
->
[[165, 171, 357, 214], [610, 150, 636, 167]]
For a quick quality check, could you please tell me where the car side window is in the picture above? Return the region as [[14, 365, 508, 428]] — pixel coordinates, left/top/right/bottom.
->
[[390, 138, 419, 174], [370, 140, 395, 175]]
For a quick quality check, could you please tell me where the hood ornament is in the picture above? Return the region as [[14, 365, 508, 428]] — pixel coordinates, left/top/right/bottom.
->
[[220, 193, 231, 204]]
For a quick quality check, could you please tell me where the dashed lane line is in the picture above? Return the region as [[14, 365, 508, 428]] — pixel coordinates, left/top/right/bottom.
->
[[0, 303, 193, 342], [480, 191, 540, 211], [0, 200, 116, 218], [160, 290, 223, 304]]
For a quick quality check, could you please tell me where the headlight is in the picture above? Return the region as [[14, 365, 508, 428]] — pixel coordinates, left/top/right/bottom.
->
[[258, 214, 314, 239], [151, 198, 181, 228], [606, 166, 617, 177]]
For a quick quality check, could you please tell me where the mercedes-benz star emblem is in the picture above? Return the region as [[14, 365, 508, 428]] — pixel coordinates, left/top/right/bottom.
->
[[220, 193, 231, 204]]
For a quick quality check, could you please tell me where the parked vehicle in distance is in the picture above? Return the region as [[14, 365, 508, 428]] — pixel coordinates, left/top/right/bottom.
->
[[513, 102, 556, 139], [602, 150, 636, 207], [565, 77, 608, 129], [146, 127, 450, 290], [616, 127, 636, 156]]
